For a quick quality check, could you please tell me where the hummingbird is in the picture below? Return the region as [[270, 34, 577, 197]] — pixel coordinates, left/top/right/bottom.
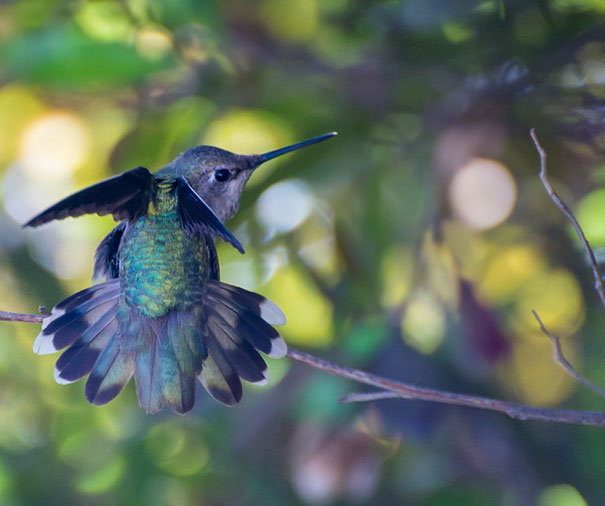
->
[[24, 132, 337, 414]]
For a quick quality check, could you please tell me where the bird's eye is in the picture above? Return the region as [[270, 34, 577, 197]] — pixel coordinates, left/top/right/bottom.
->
[[214, 168, 232, 182]]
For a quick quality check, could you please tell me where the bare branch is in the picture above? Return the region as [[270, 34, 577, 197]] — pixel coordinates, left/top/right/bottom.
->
[[0, 311, 44, 324], [4, 310, 605, 427], [530, 128, 605, 309], [340, 391, 400, 403], [532, 310, 605, 398], [285, 348, 605, 427]]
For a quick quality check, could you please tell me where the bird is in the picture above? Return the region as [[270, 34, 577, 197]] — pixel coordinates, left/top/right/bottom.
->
[[24, 131, 337, 414]]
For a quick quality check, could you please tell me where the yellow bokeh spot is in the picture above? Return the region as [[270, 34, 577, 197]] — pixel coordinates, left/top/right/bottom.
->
[[402, 291, 446, 354], [0, 86, 45, 166], [514, 269, 584, 335], [74, 1, 133, 42], [145, 422, 209, 477], [380, 246, 414, 307], [441, 219, 490, 280], [423, 233, 459, 307], [77, 456, 126, 495], [262, 266, 333, 347], [478, 244, 546, 305], [538, 484, 588, 506], [203, 109, 291, 156], [443, 22, 473, 43], [136, 28, 173, 60], [297, 216, 341, 282], [261, 0, 319, 42], [574, 188, 605, 246], [553, 0, 605, 13], [498, 332, 579, 406], [19, 111, 90, 179]]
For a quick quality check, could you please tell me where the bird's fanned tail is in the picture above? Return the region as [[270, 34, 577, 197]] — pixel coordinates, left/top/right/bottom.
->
[[199, 280, 287, 405], [35, 279, 287, 413]]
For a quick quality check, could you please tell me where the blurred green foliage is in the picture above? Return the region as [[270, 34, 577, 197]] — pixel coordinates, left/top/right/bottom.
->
[[1, 0, 605, 504]]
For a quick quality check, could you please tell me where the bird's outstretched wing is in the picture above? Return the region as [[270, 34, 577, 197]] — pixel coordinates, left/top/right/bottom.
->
[[176, 177, 244, 254], [24, 167, 155, 228], [93, 222, 127, 282]]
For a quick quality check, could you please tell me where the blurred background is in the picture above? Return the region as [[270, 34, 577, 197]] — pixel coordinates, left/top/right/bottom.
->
[[0, 0, 605, 505]]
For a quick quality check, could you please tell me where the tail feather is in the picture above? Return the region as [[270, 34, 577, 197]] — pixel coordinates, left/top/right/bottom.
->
[[54, 280, 118, 312], [208, 313, 268, 385], [207, 294, 287, 358], [85, 334, 135, 405], [131, 312, 203, 415], [54, 310, 118, 384], [199, 333, 243, 406], [34, 281, 119, 355], [33, 278, 287, 413], [133, 319, 164, 414], [207, 282, 286, 326], [162, 313, 201, 414], [199, 281, 287, 405]]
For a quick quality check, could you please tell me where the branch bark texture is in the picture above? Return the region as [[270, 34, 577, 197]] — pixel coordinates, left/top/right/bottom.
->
[[3, 309, 605, 427]]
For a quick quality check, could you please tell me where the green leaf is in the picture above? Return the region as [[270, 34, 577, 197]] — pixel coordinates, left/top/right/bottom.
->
[[0, 23, 175, 89]]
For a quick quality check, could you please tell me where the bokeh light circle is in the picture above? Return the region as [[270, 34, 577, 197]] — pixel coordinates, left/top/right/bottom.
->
[[449, 157, 517, 230]]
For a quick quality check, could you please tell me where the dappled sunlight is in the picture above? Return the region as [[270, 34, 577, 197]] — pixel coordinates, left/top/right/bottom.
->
[[136, 28, 173, 60], [538, 484, 588, 506], [477, 244, 547, 305], [423, 233, 459, 307], [262, 265, 333, 347], [513, 269, 584, 336], [498, 332, 580, 406], [260, 0, 319, 43], [76, 455, 127, 495], [202, 110, 292, 162], [256, 179, 315, 236], [380, 246, 414, 307], [448, 158, 517, 231], [575, 188, 605, 246], [145, 422, 210, 477], [297, 216, 341, 282], [26, 220, 96, 279], [402, 290, 446, 355], [0, 86, 45, 166], [19, 111, 90, 179], [74, 2, 133, 42]]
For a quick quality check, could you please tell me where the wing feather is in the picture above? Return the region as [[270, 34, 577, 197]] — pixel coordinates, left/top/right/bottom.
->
[[24, 167, 155, 227]]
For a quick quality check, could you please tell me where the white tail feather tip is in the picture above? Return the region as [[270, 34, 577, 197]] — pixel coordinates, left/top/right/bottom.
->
[[259, 299, 287, 326], [41, 308, 65, 331], [54, 365, 75, 385], [33, 333, 59, 355], [267, 336, 287, 358]]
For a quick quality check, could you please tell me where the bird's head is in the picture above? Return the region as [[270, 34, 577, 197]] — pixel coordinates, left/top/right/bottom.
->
[[159, 132, 337, 222]]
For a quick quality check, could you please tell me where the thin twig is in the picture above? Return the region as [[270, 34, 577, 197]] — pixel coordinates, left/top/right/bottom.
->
[[530, 128, 605, 310], [532, 310, 605, 398], [340, 391, 399, 403], [3, 309, 605, 426], [0, 311, 44, 324], [285, 348, 605, 427]]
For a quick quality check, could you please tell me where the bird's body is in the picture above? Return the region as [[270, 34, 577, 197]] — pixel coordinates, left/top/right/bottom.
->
[[25, 132, 336, 414], [120, 182, 210, 316]]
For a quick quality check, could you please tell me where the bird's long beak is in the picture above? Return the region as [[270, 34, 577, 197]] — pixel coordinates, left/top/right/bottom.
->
[[247, 131, 337, 169]]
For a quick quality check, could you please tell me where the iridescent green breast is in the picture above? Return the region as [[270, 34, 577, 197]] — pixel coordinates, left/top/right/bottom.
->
[[119, 184, 210, 317]]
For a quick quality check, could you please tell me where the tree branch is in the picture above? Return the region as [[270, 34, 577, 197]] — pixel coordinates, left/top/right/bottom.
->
[[3, 309, 605, 426], [532, 310, 605, 398], [0, 311, 44, 324], [530, 128, 605, 310]]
